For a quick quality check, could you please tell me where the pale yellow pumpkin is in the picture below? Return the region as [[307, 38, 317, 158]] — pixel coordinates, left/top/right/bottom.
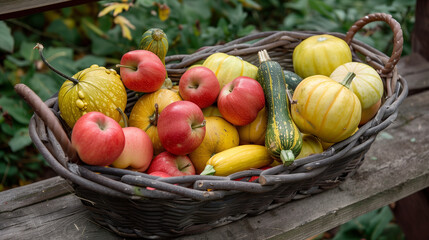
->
[[330, 62, 384, 125], [293, 34, 352, 78], [128, 89, 182, 155], [291, 73, 361, 143], [202, 52, 258, 88], [188, 116, 239, 174], [330, 62, 383, 109]]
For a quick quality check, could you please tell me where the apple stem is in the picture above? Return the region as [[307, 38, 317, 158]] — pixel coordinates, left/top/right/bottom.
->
[[192, 119, 206, 129], [116, 107, 128, 128], [179, 163, 191, 171], [116, 64, 137, 71], [200, 165, 216, 175], [34, 43, 79, 84]]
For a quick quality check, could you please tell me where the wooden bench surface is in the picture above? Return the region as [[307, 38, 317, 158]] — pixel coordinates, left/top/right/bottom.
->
[[0, 0, 98, 20], [1, 55, 428, 239]]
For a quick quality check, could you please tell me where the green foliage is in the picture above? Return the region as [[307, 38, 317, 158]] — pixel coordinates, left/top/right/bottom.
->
[[333, 206, 405, 240]]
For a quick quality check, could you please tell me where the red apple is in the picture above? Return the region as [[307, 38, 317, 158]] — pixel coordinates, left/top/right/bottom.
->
[[157, 101, 206, 155], [118, 50, 166, 93], [179, 66, 220, 108], [71, 112, 125, 166], [147, 151, 196, 176], [217, 76, 265, 126], [149, 171, 172, 178], [147, 171, 172, 190], [111, 127, 153, 172]]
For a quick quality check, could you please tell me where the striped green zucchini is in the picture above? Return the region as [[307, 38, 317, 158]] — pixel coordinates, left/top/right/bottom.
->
[[256, 50, 303, 165]]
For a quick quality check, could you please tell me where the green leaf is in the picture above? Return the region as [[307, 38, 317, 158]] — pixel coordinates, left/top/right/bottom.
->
[[74, 55, 106, 70], [135, 0, 156, 7], [238, 25, 255, 37], [19, 41, 39, 62], [5, 55, 30, 68], [369, 206, 394, 240], [0, 21, 14, 53], [6, 165, 18, 177], [378, 223, 406, 240], [9, 128, 32, 151], [46, 19, 80, 44], [24, 72, 61, 101], [0, 96, 32, 124]]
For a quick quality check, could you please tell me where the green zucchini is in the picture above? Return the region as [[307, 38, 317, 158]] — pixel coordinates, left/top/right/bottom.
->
[[283, 70, 302, 94], [256, 50, 303, 165]]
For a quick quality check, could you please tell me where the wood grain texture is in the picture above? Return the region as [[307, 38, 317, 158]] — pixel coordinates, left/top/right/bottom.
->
[[0, 0, 98, 20]]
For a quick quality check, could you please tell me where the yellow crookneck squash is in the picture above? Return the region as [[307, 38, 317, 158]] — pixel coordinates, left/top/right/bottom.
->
[[202, 52, 258, 89], [128, 89, 182, 155], [188, 116, 239, 174], [291, 73, 361, 143]]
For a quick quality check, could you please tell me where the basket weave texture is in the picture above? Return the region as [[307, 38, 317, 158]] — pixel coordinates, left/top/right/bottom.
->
[[16, 13, 408, 239]]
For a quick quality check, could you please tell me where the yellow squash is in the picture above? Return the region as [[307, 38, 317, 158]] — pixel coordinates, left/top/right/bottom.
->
[[202, 52, 258, 88], [296, 134, 324, 159], [293, 34, 352, 78], [58, 64, 127, 128], [237, 107, 267, 145], [189, 116, 239, 174], [202, 105, 222, 118], [128, 89, 182, 154], [200, 145, 273, 176], [291, 73, 361, 143], [330, 62, 384, 125], [34, 44, 127, 129]]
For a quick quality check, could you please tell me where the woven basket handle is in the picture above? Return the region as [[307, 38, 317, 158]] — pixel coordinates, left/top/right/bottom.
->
[[344, 12, 403, 74], [14, 83, 77, 162]]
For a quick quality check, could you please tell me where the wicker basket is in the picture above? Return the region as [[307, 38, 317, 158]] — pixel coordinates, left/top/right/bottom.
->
[[16, 13, 408, 239]]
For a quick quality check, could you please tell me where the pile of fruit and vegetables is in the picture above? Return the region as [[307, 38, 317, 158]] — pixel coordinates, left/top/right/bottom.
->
[[36, 28, 384, 181]]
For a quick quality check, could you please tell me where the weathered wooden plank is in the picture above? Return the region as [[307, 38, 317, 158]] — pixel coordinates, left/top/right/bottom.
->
[[397, 53, 429, 94], [0, 0, 98, 20], [0, 176, 73, 212], [1, 88, 428, 240], [0, 193, 117, 240]]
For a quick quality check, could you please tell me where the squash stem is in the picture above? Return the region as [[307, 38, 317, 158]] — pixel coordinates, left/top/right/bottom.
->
[[148, 103, 159, 129], [340, 72, 356, 89], [116, 107, 128, 128], [286, 88, 297, 104], [200, 165, 215, 175], [34, 43, 79, 84], [116, 64, 137, 71], [152, 28, 165, 41], [257, 49, 271, 64], [280, 150, 295, 166]]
